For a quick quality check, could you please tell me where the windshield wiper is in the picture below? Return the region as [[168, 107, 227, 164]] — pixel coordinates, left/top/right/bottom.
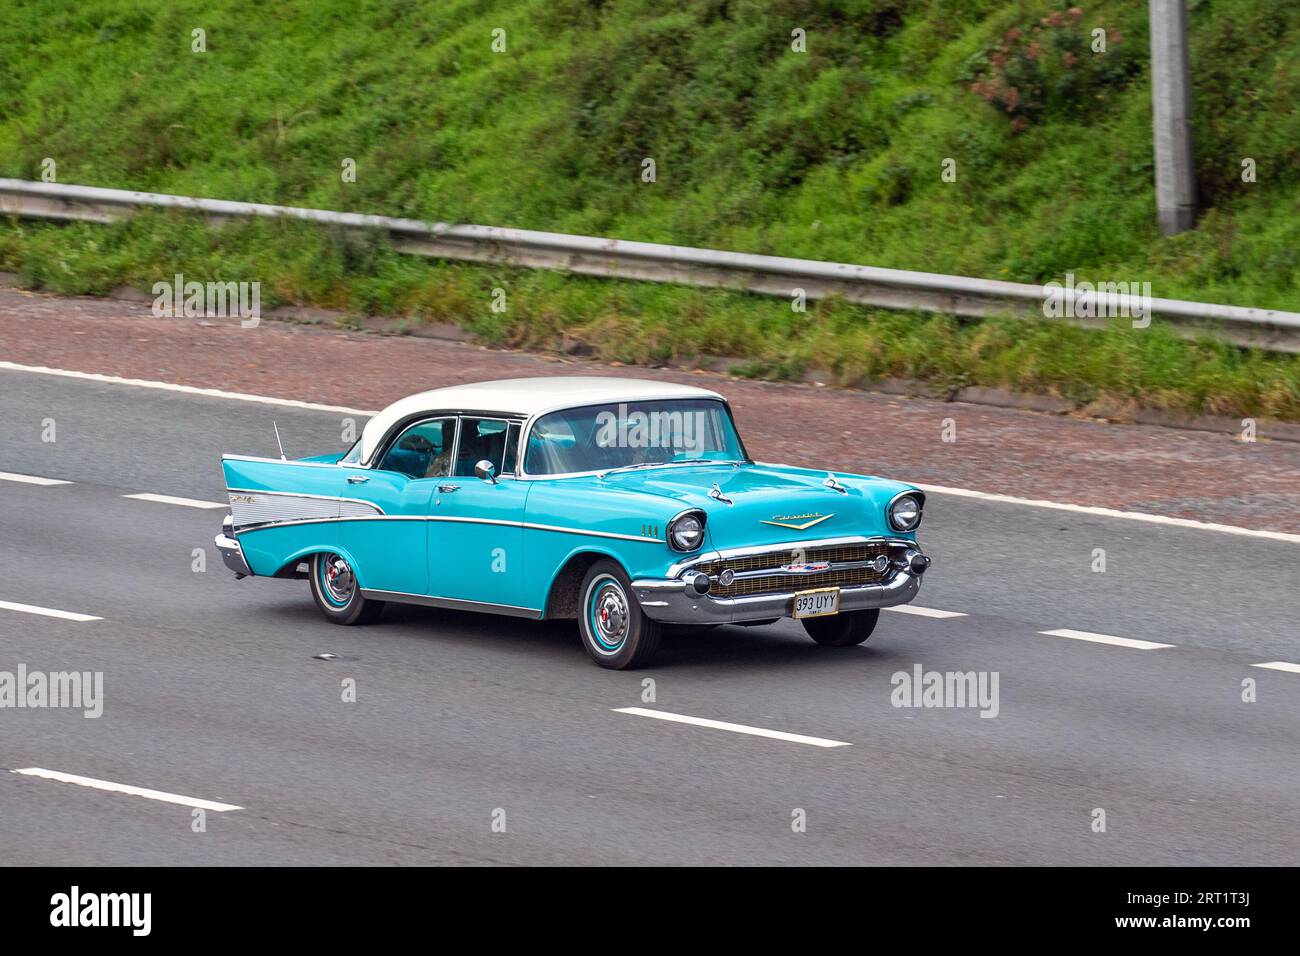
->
[[595, 462, 666, 478], [597, 459, 743, 478]]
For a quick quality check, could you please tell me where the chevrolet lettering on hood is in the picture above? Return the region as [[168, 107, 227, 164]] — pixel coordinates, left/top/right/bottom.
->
[[760, 512, 834, 531], [216, 375, 930, 669]]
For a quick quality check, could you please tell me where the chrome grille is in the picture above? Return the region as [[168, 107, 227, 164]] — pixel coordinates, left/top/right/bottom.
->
[[696, 542, 894, 599]]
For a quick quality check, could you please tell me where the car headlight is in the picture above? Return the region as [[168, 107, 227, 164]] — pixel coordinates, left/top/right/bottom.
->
[[888, 492, 923, 532], [667, 510, 706, 552]]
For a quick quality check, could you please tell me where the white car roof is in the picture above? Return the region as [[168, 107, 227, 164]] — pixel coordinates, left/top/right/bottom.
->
[[359, 376, 725, 463]]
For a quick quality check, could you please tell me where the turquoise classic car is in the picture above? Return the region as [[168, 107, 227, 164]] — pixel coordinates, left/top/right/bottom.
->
[[216, 377, 931, 668]]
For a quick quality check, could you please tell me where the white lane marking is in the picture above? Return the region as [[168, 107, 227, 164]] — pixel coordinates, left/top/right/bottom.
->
[[613, 707, 851, 748], [0, 471, 71, 486], [11, 768, 242, 812], [1251, 661, 1300, 675], [0, 361, 375, 416], [0, 600, 101, 622], [4, 361, 1295, 546], [884, 605, 967, 619], [1038, 628, 1174, 650], [914, 483, 1300, 545], [123, 492, 226, 509]]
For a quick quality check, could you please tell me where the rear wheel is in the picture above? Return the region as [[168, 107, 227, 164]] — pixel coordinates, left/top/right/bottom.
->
[[577, 560, 662, 669], [802, 608, 879, 646], [309, 552, 385, 625]]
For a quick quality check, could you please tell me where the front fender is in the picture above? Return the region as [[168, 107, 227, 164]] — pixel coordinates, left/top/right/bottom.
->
[[522, 479, 689, 609]]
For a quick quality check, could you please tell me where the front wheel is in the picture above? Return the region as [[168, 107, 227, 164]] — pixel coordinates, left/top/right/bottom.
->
[[802, 608, 879, 646], [309, 552, 385, 625], [577, 560, 662, 669]]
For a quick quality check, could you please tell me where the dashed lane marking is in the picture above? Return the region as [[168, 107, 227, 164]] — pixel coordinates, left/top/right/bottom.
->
[[0, 600, 101, 622], [613, 707, 851, 748], [11, 768, 242, 812], [122, 492, 226, 509], [1038, 628, 1174, 651], [1251, 661, 1300, 675], [0, 361, 373, 416], [0, 471, 71, 486], [885, 605, 967, 619]]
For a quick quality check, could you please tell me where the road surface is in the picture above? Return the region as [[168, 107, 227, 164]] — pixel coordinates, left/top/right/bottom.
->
[[1, 364, 1298, 865]]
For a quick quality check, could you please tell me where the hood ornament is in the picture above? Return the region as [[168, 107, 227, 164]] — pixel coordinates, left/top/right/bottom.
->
[[824, 473, 848, 494], [708, 482, 734, 506]]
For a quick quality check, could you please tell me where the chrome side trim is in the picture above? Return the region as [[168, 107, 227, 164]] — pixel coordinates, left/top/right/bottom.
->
[[227, 487, 382, 531], [522, 521, 658, 543], [231, 513, 663, 543], [221, 454, 344, 469], [227, 487, 385, 513], [360, 589, 542, 619], [230, 516, 354, 533]]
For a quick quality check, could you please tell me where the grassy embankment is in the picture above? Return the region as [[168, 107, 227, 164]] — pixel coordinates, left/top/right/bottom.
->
[[0, 0, 1297, 417]]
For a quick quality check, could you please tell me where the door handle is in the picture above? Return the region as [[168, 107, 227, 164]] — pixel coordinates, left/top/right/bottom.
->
[[346, 475, 370, 484], [437, 483, 460, 493]]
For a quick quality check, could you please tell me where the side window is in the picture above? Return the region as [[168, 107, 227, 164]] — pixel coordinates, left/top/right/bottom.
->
[[378, 418, 457, 479], [524, 415, 577, 475], [453, 418, 512, 477], [502, 422, 521, 475]]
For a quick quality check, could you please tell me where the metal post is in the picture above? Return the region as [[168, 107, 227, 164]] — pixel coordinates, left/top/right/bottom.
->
[[1149, 0, 1197, 234]]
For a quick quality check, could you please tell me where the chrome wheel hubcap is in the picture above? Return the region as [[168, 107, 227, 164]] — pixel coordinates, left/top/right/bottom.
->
[[323, 556, 355, 605], [592, 580, 629, 651]]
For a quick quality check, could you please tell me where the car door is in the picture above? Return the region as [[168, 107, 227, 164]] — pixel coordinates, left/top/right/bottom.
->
[[428, 417, 530, 612], [337, 416, 456, 597]]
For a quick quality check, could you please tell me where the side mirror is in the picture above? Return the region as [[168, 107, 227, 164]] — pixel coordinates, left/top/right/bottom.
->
[[474, 460, 498, 484]]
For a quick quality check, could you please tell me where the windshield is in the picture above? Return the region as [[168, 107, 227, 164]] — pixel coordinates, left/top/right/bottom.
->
[[524, 399, 747, 476]]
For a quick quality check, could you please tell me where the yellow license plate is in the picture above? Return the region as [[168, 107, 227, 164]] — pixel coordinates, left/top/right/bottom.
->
[[793, 587, 840, 619]]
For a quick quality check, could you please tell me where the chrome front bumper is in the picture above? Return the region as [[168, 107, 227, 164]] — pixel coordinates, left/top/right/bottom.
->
[[215, 517, 252, 578], [632, 567, 923, 624]]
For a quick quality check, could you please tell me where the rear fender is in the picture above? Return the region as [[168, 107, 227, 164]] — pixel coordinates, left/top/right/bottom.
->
[[220, 454, 360, 577], [272, 542, 364, 581]]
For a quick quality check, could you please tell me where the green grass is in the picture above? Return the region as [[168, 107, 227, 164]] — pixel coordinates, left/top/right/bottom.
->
[[1, 0, 1298, 418]]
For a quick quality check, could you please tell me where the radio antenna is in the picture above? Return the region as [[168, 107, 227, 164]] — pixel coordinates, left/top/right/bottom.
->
[[273, 421, 287, 460]]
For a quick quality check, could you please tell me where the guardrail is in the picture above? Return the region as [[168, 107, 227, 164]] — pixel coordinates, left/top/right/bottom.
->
[[3, 178, 1298, 351]]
